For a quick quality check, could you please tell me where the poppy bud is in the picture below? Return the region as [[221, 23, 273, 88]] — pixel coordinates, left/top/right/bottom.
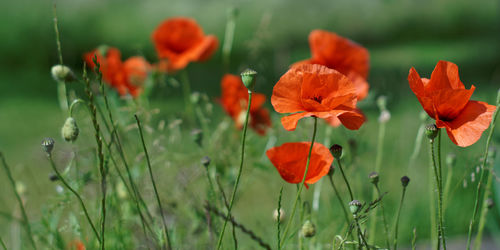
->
[[378, 110, 391, 123], [191, 129, 203, 147], [446, 153, 456, 167], [329, 144, 343, 158], [49, 173, 59, 182], [349, 200, 362, 214], [241, 68, 257, 91], [273, 208, 285, 222], [369, 171, 379, 185], [190, 92, 201, 105], [425, 124, 438, 140], [61, 117, 79, 142], [300, 220, 316, 238], [201, 156, 211, 168], [15, 182, 26, 196], [41, 138, 55, 155], [487, 198, 494, 209], [401, 176, 410, 187], [51, 64, 75, 82]]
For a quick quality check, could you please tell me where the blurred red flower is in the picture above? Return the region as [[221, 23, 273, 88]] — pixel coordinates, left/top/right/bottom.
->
[[408, 60, 496, 147], [84, 47, 150, 97], [266, 142, 333, 187], [152, 17, 218, 72], [219, 74, 271, 135], [294, 30, 370, 101], [271, 64, 365, 131], [68, 239, 86, 250]]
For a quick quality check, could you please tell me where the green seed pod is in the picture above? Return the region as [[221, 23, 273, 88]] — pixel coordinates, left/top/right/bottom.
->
[[425, 124, 438, 140], [61, 117, 79, 142], [41, 138, 55, 155], [300, 220, 316, 238], [201, 156, 211, 168], [191, 129, 203, 147], [349, 200, 362, 214], [241, 68, 257, 91], [369, 171, 379, 185], [329, 144, 343, 159], [51, 64, 75, 82], [401, 176, 410, 187]]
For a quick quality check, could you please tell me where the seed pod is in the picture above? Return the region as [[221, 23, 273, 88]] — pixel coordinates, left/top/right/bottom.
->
[[425, 124, 438, 140], [41, 138, 55, 155], [329, 144, 343, 158], [349, 200, 362, 214], [401, 176, 410, 187], [241, 68, 257, 91], [301, 220, 316, 238], [201, 156, 211, 168], [369, 172, 379, 185], [61, 117, 79, 142]]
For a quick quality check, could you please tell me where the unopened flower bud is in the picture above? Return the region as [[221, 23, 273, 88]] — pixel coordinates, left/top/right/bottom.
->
[[425, 124, 438, 140], [41, 138, 55, 155], [241, 68, 257, 91], [376, 96, 387, 110], [49, 173, 59, 182], [51, 64, 75, 82], [378, 110, 391, 123], [300, 220, 316, 238], [401, 176, 410, 187], [61, 117, 79, 142], [191, 129, 203, 147], [201, 156, 211, 167], [330, 144, 343, 158], [349, 200, 362, 214], [369, 172, 379, 185], [273, 208, 285, 222], [446, 153, 456, 167], [190, 92, 201, 105]]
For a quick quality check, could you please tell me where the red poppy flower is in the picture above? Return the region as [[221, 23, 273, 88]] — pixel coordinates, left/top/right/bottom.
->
[[408, 60, 496, 147], [84, 47, 150, 97], [271, 64, 365, 131], [266, 142, 333, 187], [294, 30, 370, 101], [219, 74, 271, 135], [152, 17, 218, 72]]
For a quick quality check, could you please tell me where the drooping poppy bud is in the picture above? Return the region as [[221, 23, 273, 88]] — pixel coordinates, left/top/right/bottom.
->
[[401, 176, 410, 187], [425, 124, 438, 140], [201, 156, 211, 168], [51, 64, 75, 82], [61, 117, 79, 142], [349, 200, 362, 214], [301, 220, 316, 238], [369, 171, 379, 185], [329, 144, 343, 159], [241, 68, 257, 91]]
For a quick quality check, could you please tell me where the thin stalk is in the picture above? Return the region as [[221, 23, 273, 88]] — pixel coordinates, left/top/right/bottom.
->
[[0, 153, 37, 250], [466, 93, 500, 250], [0, 236, 6, 250], [443, 161, 453, 210], [277, 186, 283, 250], [337, 159, 354, 201], [429, 155, 438, 249], [53, 4, 69, 111], [46, 154, 100, 242], [393, 185, 408, 250], [222, 7, 237, 72], [215, 176, 238, 249], [327, 174, 350, 226], [279, 117, 318, 249], [180, 70, 194, 120], [375, 184, 391, 249], [135, 115, 173, 250], [474, 172, 493, 250], [411, 228, 417, 250], [216, 91, 254, 249], [429, 137, 443, 250], [436, 131, 446, 249]]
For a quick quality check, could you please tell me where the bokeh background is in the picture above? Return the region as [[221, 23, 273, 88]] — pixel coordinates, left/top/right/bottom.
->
[[1, 0, 499, 248]]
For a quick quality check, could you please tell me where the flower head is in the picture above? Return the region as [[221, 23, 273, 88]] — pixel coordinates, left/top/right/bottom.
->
[[408, 60, 496, 147], [266, 142, 333, 187], [272, 64, 365, 131], [152, 17, 218, 72], [294, 30, 370, 100], [84, 47, 150, 97], [219, 74, 271, 135]]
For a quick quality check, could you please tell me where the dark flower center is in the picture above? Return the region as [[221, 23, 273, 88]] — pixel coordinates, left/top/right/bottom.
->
[[312, 96, 323, 104]]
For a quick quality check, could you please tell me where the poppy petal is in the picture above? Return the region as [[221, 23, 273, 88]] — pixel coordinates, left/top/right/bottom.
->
[[431, 86, 475, 121], [266, 142, 333, 185], [437, 100, 496, 147], [427, 60, 465, 92], [272, 66, 306, 113], [337, 109, 366, 130], [409, 68, 436, 117]]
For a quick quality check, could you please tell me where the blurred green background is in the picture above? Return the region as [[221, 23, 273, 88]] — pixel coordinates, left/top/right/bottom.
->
[[0, 0, 499, 248]]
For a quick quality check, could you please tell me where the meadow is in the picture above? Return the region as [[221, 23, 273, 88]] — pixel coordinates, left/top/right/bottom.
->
[[0, 0, 500, 249]]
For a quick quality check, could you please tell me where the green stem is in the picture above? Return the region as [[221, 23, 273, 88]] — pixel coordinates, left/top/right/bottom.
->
[[428, 154, 438, 249], [437, 131, 446, 249], [135, 115, 173, 250], [337, 159, 354, 201], [222, 7, 237, 72], [466, 95, 500, 250], [53, 4, 69, 111], [279, 117, 318, 249], [0, 236, 6, 250], [370, 112, 386, 245], [327, 175, 350, 226], [393, 186, 407, 250], [216, 91, 254, 249], [0, 153, 37, 250], [180, 70, 194, 121], [474, 172, 493, 250], [277, 187, 283, 250], [47, 154, 101, 243], [429, 137, 442, 250]]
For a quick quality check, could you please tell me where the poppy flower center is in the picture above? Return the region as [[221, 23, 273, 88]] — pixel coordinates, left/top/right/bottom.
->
[[311, 95, 323, 104]]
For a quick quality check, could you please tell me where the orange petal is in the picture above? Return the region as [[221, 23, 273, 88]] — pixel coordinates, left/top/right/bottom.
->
[[266, 142, 333, 185], [347, 72, 369, 101], [437, 100, 496, 147], [408, 67, 436, 117], [337, 109, 365, 130], [427, 60, 466, 92], [250, 108, 272, 136], [431, 86, 475, 121], [272, 66, 306, 113]]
